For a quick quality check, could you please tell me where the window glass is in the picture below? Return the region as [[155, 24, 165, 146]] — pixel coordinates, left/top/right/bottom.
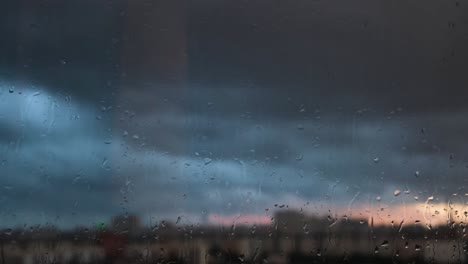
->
[[1, 0, 467, 263]]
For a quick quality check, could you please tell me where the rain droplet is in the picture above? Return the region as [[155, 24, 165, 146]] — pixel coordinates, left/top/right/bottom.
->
[[374, 246, 379, 254], [8, 88, 14, 93], [394, 189, 401, 196], [297, 124, 304, 130], [398, 220, 405, 232], [250, 224, 257, 235], [376, 196, 381, 201], [2, 228, 12, 236], [381, 240, 389, 247], [373, 157, 380, 163], [414, 171, 420, 177], [204, 158, 212, 165], [415, 245, 421, 251]]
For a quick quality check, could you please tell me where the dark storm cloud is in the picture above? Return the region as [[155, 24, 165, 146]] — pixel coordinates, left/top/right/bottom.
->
[[187, 0, 468, 112], [2, 0, 467, 112], [1, 0, 468, 227], [0, 0, 124, 102]]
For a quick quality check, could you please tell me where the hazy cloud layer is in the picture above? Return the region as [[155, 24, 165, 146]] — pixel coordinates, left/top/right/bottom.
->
[[1, 0, 467, 228]]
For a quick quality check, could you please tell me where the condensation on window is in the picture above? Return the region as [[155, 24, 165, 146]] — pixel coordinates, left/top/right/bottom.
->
[[0, 0, 467, 263]]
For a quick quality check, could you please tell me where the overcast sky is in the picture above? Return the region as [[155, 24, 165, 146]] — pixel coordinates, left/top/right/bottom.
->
[[1, 0, 468, 228]]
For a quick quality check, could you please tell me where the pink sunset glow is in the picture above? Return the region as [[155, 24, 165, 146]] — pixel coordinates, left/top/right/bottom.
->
[[208, 213, 273, 226]]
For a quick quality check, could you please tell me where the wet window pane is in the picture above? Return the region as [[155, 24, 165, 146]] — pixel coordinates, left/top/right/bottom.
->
[[1, 0, 467, 263]]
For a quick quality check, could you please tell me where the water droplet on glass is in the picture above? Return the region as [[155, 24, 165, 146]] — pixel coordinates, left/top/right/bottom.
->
[[381, 240, 389, 247], [8, 88, 14, 93], [297, 124, 304, 130], [414, 171, 420, 177], [374, 246, 379, 254], [394, 189, 401, 196], [204, 158, 212, 165], [376, 196, 381, 201], [415, 245, 421, 251], [373, 157, 380, 163], [250, 224, 257, 235], [2, 228, 12, 236]]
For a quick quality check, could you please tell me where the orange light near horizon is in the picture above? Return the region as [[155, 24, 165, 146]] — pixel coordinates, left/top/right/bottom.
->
[[207, 200, 468, 229], [332, 199, 468, 228]]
